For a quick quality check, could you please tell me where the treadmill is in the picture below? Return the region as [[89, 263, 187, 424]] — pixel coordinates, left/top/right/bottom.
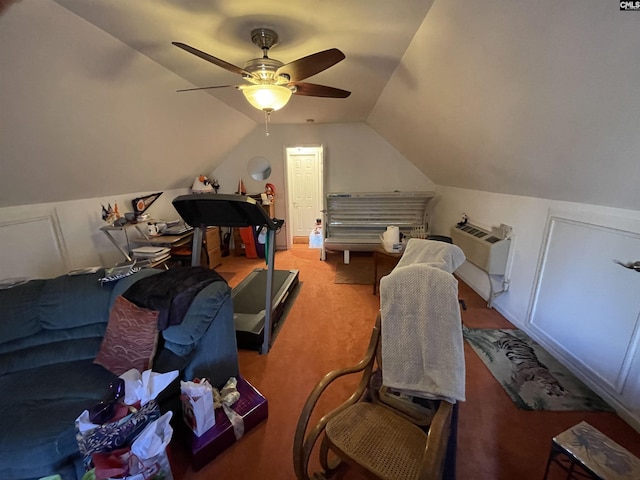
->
[[172, 193, 299, 354]]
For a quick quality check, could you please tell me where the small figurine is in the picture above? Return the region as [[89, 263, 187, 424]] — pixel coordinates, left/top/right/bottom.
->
[[101, 202, 123, 225], [265, 183, 275, 204], [237, 178, 246, 195], [191, 176, 213, 193]]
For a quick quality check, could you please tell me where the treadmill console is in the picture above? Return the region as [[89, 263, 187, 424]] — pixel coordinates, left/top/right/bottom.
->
[[172, 193, 277, 229]]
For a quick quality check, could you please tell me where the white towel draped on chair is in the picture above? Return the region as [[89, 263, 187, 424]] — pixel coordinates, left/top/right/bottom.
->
[[380, 239, 466, 403], [396, 238, 466, 273]]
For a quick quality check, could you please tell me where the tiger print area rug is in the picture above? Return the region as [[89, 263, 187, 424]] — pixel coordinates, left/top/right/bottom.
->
[[463, 326, 613, 411]]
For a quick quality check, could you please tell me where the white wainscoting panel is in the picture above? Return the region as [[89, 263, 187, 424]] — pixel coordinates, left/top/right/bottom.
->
[[529, 209, 640, 420], [0, 212, 68, 280]]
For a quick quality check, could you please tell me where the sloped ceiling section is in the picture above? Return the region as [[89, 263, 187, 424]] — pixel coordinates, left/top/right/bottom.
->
[[369, 0, 640, 211], [0, 1, 255, 207], [52, 0, 435, 125]]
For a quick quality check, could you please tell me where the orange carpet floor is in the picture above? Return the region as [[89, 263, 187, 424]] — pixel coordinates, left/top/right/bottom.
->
[[168, 245, 640, 479]]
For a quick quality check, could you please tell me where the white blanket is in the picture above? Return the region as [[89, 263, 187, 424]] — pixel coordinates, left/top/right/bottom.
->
[[380, 239, 466, 403], [396, 238, 466, 273]]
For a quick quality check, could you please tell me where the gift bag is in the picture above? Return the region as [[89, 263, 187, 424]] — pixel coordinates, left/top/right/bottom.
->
[[76, 369, 179, 462], [180, 379, 215, 437], [91, 412, 174, 480], [128, 411, 174, 480], [77, 400, 161, 466]]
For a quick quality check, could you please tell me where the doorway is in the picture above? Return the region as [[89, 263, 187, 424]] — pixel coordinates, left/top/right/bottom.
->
[[285, 145, 324, 248]]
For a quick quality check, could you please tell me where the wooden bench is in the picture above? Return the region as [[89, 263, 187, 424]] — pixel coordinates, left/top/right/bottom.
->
[[543, 421, 640, 480], [322, 191, 435, 263]]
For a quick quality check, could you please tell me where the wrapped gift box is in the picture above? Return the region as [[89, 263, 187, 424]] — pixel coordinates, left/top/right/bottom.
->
[[190, 376, 268, 471]]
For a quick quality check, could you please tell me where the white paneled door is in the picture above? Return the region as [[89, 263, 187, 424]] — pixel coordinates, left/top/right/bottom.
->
[[285, 146, 323, 246]]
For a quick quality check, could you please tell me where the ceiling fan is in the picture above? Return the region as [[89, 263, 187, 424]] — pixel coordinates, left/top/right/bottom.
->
[[172, 28, 351, 114]]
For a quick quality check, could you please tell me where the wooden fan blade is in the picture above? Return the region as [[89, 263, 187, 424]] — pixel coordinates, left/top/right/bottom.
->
[[290, 82, 351, 98], [172, 42, 250, 77], [176, 85, 237, 93], [278, 48, 345, 81]]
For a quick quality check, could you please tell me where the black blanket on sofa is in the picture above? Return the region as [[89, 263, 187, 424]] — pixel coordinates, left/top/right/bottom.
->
[[123, 266, 226, 330]]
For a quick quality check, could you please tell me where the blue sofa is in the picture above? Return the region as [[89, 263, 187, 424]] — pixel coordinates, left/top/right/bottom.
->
[[0, 269, 239, 480]]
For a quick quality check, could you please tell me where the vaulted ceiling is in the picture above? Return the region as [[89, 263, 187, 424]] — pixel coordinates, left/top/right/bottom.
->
[[52, 0, 434, 125], [1, 1, 639, 211]]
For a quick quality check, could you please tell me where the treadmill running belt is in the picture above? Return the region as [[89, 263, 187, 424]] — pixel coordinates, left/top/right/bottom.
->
[[233, 268, 300, 350], [233, 269, 292, 313]]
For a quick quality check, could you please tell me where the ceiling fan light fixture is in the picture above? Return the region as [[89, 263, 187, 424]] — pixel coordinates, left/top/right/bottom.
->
[[242, 84, 292, 112]]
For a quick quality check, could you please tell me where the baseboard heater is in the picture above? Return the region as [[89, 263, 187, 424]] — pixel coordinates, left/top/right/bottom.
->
[[450, 222, 512, 307]]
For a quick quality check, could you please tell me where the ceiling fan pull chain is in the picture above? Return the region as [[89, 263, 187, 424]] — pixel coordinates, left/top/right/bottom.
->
[[264, 110, 271, 137]]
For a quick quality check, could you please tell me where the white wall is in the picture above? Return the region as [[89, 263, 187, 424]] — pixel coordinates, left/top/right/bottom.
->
[[433, 185, 640, 429], [0, 0, 255, 208], [0, 121, 433, 276], [432, 186, 546, 321], [433, 186, 640, 324], [212, 122, 436, 246], [0, 188, 188, 279]]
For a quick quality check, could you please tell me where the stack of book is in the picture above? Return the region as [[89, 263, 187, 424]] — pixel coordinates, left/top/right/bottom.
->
[[131, 246, 171, 266]]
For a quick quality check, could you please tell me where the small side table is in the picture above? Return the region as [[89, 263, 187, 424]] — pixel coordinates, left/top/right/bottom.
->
[[543, 421, 640, 480], [101, 223, 193, 267], [372, 247, 403, 295]]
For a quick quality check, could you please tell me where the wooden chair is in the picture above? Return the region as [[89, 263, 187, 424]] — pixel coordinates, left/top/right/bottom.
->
[[293, 313, 455, 480]]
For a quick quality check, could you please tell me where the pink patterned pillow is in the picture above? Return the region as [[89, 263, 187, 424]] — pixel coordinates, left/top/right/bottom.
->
[[94, 295, 159, 375]]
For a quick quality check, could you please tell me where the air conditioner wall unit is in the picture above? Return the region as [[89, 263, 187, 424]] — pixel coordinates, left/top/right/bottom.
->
[[450, 223, 510, 275]]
